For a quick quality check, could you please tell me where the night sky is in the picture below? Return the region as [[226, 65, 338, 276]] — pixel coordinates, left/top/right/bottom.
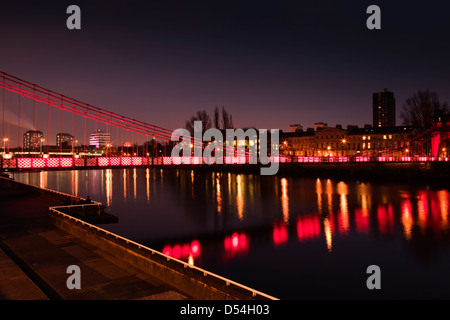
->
[[1, 0, 449, 132]]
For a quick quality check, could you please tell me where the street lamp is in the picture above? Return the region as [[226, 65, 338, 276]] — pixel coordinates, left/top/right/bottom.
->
[[3, 138, 8, 153], [106, 143, 112, 157], [40, 138, 45, 154]]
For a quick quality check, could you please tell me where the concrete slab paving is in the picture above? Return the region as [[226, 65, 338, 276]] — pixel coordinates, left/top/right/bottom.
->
[[0, 179, 191, 300]]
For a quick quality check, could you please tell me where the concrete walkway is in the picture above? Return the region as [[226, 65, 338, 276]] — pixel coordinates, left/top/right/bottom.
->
[[0, 178, 190, 300]]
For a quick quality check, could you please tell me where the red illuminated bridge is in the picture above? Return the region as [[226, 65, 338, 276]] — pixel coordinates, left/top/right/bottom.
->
[[0, 71, 448, 171]]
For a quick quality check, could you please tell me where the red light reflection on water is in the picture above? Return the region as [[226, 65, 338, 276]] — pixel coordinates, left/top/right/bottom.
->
[[224, 232, 248, 253], [377, 204, 394, 234], [297, 215, 320, 241], [273, 224, 288, 245], [355, 209, 370, 234], [162, 240, 200, 260]]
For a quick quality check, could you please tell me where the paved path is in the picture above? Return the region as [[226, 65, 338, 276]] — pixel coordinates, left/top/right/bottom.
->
[[0, 178, 191, 300]]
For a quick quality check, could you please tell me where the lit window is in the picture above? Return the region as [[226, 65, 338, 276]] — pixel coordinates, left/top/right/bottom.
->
[[363, 136, 366, 140], [383, 135, 387, 140]]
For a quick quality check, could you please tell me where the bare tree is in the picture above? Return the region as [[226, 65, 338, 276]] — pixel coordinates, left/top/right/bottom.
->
[[185, 110, 212, 135], [221, 106, 234, 129], [400, 89, 448, 134], [213, 106, 220, 129], [185, 106, 233, 134]]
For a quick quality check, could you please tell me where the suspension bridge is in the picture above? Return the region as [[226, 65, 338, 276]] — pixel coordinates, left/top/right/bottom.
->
[[0, 71, 448, 171]]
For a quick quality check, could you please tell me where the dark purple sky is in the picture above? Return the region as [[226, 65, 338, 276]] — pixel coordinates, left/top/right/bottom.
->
[[1, 0, 449, 133]]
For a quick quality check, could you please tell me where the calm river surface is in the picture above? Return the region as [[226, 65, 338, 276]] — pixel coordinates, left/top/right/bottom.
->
[[11, 168, 450, 299]]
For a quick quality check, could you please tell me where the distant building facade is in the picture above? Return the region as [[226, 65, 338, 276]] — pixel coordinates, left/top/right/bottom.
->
[[373, 89, 396, 128], [281, 124, 414, 157], [56, 133, 74, 148], [89, 129, 111, 148], [23, 130, 44, 150]]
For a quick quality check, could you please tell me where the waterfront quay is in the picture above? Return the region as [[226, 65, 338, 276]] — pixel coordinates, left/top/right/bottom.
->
[[0, 175, 275, 300]]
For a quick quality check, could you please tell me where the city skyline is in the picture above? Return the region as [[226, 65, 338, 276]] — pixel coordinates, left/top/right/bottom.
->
[[0, 1, 449, 133]]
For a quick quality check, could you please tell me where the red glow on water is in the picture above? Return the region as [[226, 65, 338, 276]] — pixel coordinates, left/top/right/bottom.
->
[[273, 224, 288, 245], [224, 232, 248, 252], [296, 215, 320, 241], [377, 204, 394, 234], [172, 244, 181, 259], [190, 240, 200, 257], [162, 240, 201, 260], [121, 157, 132, 166], [355, 209, 370, 234]]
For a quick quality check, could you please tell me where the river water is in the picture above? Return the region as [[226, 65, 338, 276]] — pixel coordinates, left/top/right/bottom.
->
[[11, 168, 450, 299]]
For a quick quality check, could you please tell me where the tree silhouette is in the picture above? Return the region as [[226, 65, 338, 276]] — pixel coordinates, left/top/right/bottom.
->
[[220, 106, 233, 130], [185, 106, 234, 135], [400, 89, 448, 133], [185, 110, 212, 135]]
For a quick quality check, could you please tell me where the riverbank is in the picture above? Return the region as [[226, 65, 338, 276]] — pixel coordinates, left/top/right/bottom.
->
[[0, 176, 277, 300]]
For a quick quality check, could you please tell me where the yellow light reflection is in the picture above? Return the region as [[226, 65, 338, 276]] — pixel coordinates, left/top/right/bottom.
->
[[324, 217, 333, 252], [326, 179, 333, 214], [188, 254, 194, 266], [191, 170, 195, 198], [316, 178, 323, 214], [337, 181, 349, 234], [73, 170, 78, 197], [216, 176, 222, 213], [123, 169, 127, 200], [401, 199, 413, 240], [417, 191, 428, 230], [358, 183, 371, 213], [105, 169, 112, 207], [281, 178, 289, 224], [236, 174, 244, 220], [133, 168, 137, 200], [40, 170, 47, 190], [146, 168, 150, 204], [439, 190, 449, 227]]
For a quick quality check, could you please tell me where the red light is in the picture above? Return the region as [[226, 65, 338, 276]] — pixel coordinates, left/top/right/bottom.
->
[[355, 209, 370, 234], [132, 157, 142, 166], [377, 204, 394, 234], [110, 157, 121, 166], [32, 158, 46, 168], [224, 232, 248, 253], [121, 157, 132, 166], [163, 157, 172, 165], [273, 224, 288, 245], [46, 158, 60, 167], [162, 240, 201, 260], [162, 245, 172, 256], [17, 158, 32, 168], [98, 157, 109, 166], [297, 215, 321, 241], [181, 244, 190, 257], [172, 244, 181, 259]]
